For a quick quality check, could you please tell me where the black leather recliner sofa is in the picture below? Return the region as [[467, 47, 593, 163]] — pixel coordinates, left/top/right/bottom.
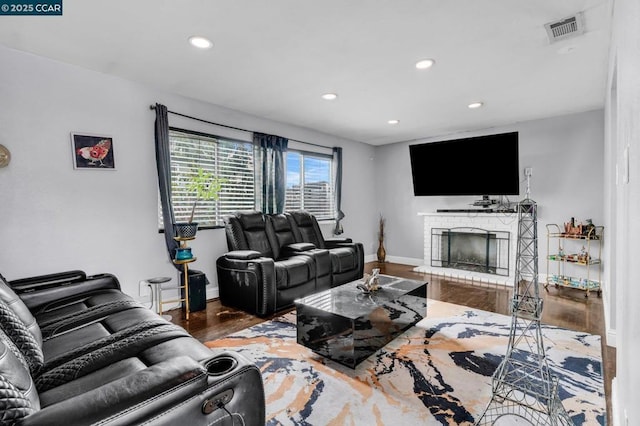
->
[[216, 210, 364, 317], [0, 270, 265, 425]]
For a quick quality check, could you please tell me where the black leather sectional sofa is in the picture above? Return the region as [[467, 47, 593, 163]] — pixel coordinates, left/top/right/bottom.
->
[[0, 270, 264, 425], [216, 210, 364, 317]]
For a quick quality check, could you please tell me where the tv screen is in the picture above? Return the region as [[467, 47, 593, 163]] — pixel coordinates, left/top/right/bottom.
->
[[409, 132, 520, 196]]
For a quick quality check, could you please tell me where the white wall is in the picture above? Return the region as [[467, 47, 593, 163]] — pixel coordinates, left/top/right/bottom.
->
[[373, 110, 605, 268], [0, 45, 377, 303], [607, 0, 640, 424]]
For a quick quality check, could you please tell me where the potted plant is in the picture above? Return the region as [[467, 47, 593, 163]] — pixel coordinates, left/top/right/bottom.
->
[[175, 168, 225, 238]]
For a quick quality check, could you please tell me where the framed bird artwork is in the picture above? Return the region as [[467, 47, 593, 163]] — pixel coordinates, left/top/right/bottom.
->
[[71, 133, 116, 169]]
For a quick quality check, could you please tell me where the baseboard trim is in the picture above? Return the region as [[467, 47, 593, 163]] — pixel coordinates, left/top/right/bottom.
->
[[207, 287, 219, 300], [606, 329, 617, 348], [364, 254, 377, 263], [364, 255, 425, 267], [602, 281, 617, 347], [604, 310, 617, 347], [611, 377, 619, 426], [413, 264, 511, 286], [385, 256, 424, 266], [138, 287, 220, 310]]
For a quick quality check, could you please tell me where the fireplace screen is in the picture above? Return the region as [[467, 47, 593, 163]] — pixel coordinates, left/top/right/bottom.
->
[[431, 227, 510, 276]]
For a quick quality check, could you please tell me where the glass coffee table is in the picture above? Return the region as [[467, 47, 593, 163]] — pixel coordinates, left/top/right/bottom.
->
[[294, 274, 428, 368]]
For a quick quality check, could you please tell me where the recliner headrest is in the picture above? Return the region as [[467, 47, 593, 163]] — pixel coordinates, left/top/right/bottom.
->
[[0, 275, 42, 348], [0, 341, 40, 418], [267, 214, 291, 232], [236, 212, 266, 231], [288, 211, 313, 227], [0, 299, 44, 376]]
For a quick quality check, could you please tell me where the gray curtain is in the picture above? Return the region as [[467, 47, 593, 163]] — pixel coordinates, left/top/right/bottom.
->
[[254, 132, 288, 214], [154, 103, 181, 271], [332, 146, 345, 235]]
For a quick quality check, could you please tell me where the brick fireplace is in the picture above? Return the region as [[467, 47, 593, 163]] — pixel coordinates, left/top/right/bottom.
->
[[414, 212, 519, 285]]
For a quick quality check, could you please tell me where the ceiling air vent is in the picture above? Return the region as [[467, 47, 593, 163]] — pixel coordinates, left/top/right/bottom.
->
[[544, 12, 585, 43]]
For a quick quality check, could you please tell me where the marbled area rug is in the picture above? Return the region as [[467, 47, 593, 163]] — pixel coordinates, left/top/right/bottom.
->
[[205, 300, 605, 425]]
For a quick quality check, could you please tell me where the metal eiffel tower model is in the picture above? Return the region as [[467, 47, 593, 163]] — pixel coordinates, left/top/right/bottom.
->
[[475, 177, 572, 425]]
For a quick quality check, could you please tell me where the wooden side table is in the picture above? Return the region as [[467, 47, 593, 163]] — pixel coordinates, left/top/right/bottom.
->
[[173, 236, 196, 320]]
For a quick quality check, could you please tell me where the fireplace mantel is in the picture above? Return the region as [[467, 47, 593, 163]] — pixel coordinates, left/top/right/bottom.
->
[[414, 212, 519, 285]]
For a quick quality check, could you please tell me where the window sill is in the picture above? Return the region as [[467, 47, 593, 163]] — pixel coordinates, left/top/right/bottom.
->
[[158, 225, 224, 234], [317, 218, 336, 223]]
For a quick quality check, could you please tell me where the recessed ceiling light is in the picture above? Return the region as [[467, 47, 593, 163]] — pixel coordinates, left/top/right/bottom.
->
[[468, 102, 484, 109], [415, 59, 436, 70], [321, 93, 338, 101], [188, 36, 213, 49], [388, 119, 400, 125]]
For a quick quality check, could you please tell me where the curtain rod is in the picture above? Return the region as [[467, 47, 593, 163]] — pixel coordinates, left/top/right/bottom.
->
[[150, 104, 331, 150]]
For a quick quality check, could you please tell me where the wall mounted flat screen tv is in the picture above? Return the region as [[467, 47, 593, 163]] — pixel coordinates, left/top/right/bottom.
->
[[409, 131, 520, 196]]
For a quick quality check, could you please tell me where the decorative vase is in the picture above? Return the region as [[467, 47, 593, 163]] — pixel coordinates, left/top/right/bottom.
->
[[175, 247, 193, 260], [175, 222, 198, 238], [377, 240, 386, 263], [377, 215, 386, 263]]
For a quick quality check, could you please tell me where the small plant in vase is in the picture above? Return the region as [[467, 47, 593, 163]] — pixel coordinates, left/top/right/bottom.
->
[[174, 168, 225, 239], [377, 215, 386, 263]]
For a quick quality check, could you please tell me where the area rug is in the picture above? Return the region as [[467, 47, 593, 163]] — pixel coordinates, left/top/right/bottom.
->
[[205, 300, 605, 425]]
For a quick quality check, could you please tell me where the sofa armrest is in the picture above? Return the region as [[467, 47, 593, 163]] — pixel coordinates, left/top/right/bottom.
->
[[225, 250, 262, 260], [12, 273, 121, 312], [324, 237, 353, 247], [143, 352, 265, 426], [9, 270, 88, 292], [281, 242, 316, 256], [216, 255, 276, 317]]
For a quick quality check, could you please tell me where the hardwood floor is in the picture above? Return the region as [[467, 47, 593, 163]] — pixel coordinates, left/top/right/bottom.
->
[[170, 261, 615, 424]]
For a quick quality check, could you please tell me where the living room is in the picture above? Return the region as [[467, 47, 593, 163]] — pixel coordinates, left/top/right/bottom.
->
[[0, 1, 638, 425]]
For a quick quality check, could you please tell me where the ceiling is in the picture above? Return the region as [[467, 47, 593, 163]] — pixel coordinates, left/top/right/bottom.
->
[[0, 0, 612, 146]]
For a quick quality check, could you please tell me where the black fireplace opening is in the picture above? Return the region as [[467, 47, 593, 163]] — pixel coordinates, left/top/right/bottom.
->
[[431, 227, 509, 276]]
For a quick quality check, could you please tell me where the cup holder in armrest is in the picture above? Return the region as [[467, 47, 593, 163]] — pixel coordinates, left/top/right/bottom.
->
[[205, 355, 238, 376]]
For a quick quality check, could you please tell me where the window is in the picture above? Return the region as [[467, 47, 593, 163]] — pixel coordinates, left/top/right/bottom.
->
[[161, 128, 254, 228], [160, 130, 335, 227], [285, 150, 335, 220]]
